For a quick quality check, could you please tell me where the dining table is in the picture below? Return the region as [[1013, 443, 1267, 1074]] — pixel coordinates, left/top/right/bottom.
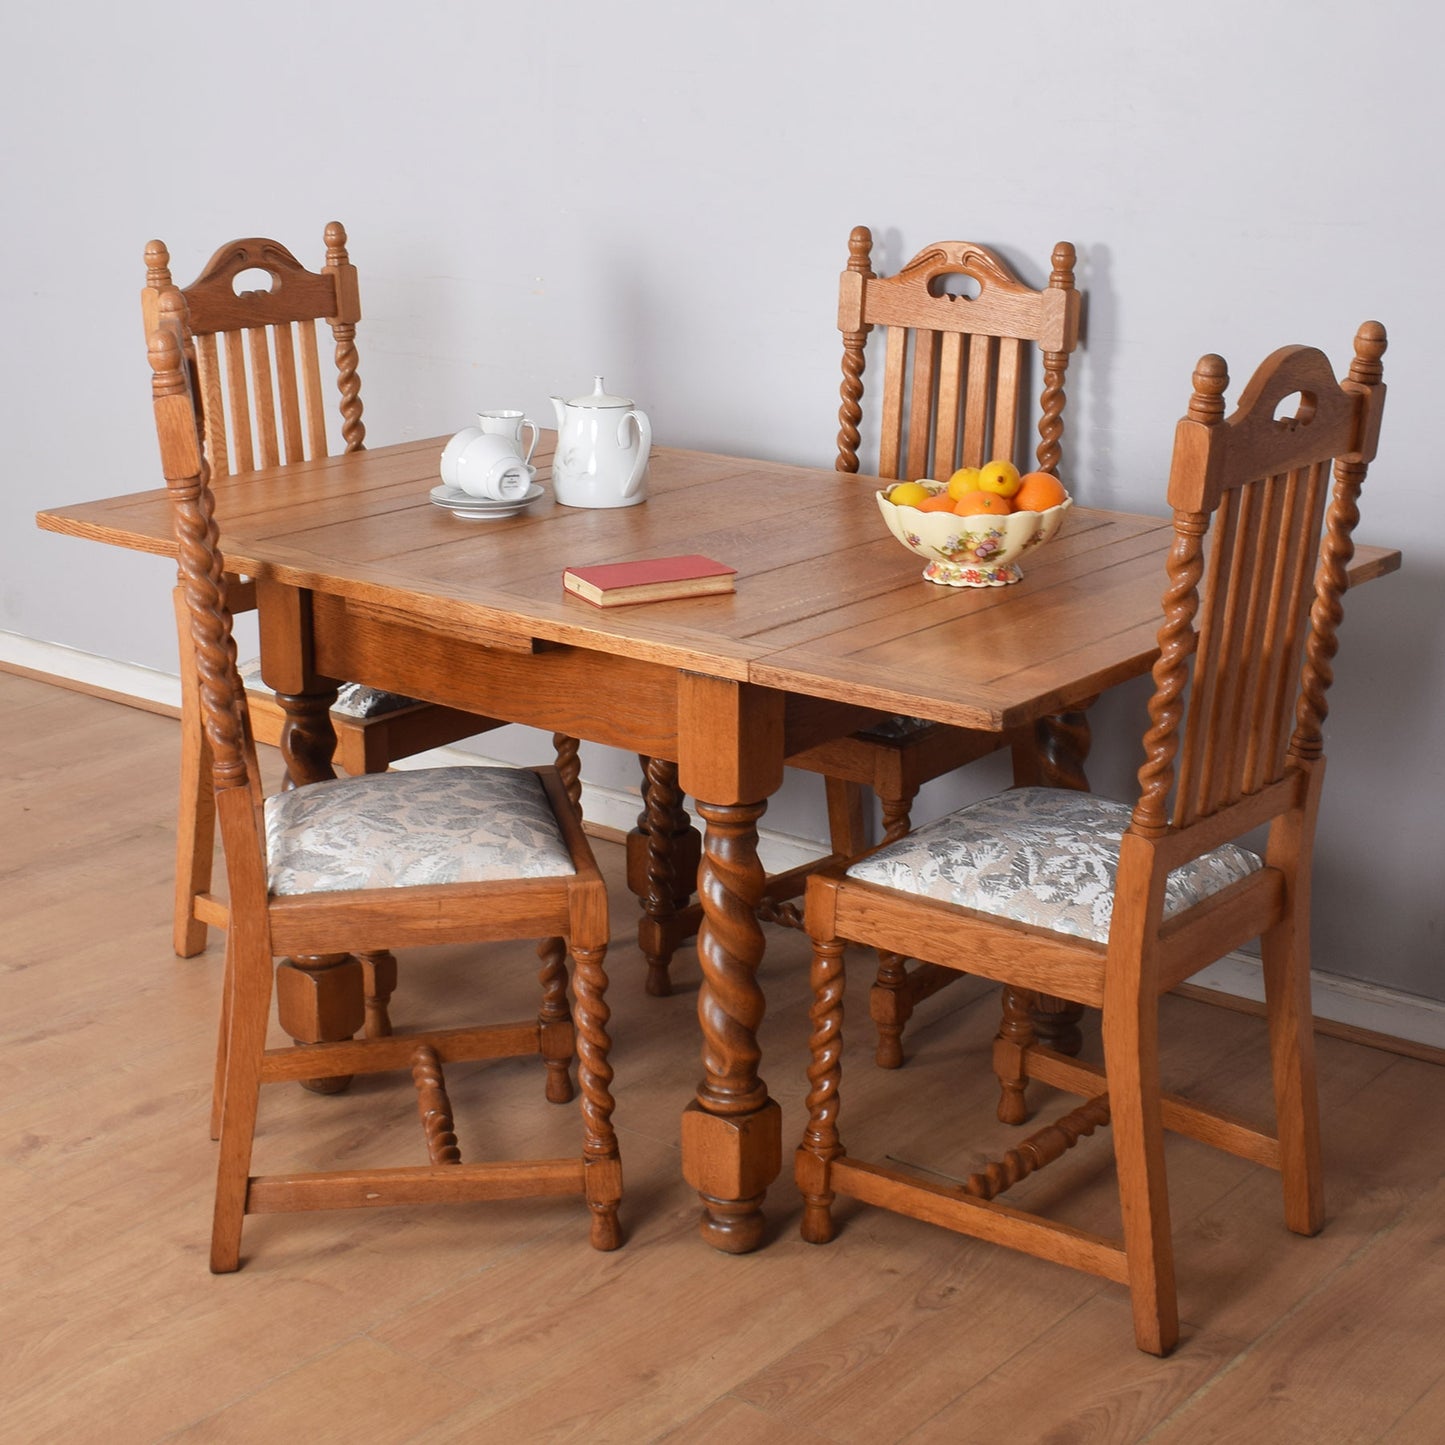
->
[[37, 431, 1401, 1253]]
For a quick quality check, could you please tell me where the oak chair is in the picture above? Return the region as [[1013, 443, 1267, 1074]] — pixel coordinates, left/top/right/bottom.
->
[[632, 227, 1084, 1072], [795, 323, 1388, 1354], [147, 302, 622, 1271], [143, 225, 503, 961]]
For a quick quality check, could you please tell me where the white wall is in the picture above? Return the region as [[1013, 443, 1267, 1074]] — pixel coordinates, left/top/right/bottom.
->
[[5, 1, 1441, 1000]]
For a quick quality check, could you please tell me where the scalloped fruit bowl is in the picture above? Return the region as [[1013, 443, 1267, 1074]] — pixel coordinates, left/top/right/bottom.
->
[[875, 487, 1073, 587]]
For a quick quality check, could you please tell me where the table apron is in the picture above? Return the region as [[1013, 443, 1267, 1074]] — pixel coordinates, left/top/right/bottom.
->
[[306, 591, 682, 758]]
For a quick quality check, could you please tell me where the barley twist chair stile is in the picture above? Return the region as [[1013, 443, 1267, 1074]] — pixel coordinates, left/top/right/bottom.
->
[[795, 323, 1387, 1353], [144, 224, 514, 967], [147, 304, 622, 1269]]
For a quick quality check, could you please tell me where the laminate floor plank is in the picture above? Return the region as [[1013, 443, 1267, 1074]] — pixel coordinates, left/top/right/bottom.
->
[[3, 671, 1442, 1445], [1148, 1177, 1445, 1444]]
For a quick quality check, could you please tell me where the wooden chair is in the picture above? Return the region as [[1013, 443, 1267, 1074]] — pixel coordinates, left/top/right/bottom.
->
[[634, 227, 1083, 1073], [147, 300, 622, 1270], [795, 323, 1388, 1353], [143, 225, 507, 961]]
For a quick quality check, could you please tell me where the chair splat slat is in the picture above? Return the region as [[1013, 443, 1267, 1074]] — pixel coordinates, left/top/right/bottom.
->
[[906, 330, 939, 480], [194, 332, 230, 478], [246, 327, 280, 469], [223, 330, 253, 473], [879, 326, 908, 479], [1247, 467, 1307, 790], [298, 320, 328, 461], [993, 337, 1023, 468], [962, 334, 994, 467], [271, 322, 306, 464], [1204, 477, 1274, 813], [933, 331, 965, 477]]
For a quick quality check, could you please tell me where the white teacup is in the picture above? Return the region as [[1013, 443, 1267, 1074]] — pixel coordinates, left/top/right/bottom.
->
[[477, 409, 540, 464], [439, 426, 483, 488], [454, 433, 536, 501]]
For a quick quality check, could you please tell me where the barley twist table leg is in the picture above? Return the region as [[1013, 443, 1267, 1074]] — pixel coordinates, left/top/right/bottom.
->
[[683, 798, 781, 1253]]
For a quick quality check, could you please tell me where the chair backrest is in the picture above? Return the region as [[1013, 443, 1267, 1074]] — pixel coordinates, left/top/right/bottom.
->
[[146, 292, 265, 860], [1131, 323, 1388, 840], [141, 222, 364, 478], [836, 225, 1082, 481]]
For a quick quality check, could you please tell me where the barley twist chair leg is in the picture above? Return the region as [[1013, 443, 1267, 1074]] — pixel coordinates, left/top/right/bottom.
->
[[537, 936, 576, 1104], [571, 942, 622, 1250], [799, 936, 846, 1244]]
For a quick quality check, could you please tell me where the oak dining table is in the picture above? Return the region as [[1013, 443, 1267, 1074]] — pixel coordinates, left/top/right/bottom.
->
[[37, 432, 1400, 1253]]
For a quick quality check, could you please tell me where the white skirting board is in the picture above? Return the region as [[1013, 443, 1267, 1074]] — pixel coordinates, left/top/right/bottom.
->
[[7, 628, 1444, 1053]]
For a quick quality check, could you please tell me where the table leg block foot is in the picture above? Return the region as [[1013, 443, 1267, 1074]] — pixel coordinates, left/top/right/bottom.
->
[[681, 1098, 782, 1253]]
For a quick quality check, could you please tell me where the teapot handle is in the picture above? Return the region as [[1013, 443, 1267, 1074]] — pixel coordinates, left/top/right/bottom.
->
[[617, 409, 653, 499]]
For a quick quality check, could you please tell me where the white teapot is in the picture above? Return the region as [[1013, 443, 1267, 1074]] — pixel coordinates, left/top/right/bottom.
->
[[549, 376, 652, 509]]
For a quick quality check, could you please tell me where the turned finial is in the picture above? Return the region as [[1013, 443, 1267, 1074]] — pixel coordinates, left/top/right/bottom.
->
[[147, 320, 181, 383], [1049, 241, 1077, 289], [1187, 354, 1228, 424], [846, 225, 872, 272], [1349, 320, 1387, 386], [324, 220, 349, 265], [144, 238, 172, 290], [156, 284, 187, 326]]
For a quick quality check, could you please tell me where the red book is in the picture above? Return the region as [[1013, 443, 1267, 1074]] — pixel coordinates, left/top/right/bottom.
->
[[562, 554, 737, 607]]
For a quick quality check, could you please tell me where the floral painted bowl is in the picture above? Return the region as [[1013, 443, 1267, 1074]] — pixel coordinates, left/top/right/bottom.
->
[[875, 485, 1073, 587]]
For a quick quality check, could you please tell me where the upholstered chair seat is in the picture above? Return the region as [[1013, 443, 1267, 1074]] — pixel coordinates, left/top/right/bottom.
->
[[264, 766, 579, 896], [846, 786, 1262, 943]]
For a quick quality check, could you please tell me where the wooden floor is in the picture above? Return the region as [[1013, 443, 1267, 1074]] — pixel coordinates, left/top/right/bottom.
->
[[3, 670, 1443, 1445]]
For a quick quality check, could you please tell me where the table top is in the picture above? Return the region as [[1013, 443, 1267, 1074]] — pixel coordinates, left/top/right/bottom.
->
[[38, 433, 1401, 733]]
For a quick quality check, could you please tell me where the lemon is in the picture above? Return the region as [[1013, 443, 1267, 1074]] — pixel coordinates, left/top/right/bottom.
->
[[887, 481, 932, 508], [946, 467, 982, 500], [977, 459, 1022, 498]]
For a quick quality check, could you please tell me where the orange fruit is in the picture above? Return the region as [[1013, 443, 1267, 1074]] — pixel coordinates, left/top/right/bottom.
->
[[1014, 472, 1068, 511], [977, 459, 1022, 498], [916, 492, 960, 512], [953, 491, 1013, 517]]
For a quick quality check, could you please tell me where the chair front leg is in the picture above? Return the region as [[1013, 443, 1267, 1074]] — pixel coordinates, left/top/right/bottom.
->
[[361, 950, 397, 1038], [571, 941, 622, 1251], [798, 935, 846, 1244], [994, 984, 1039, 1124], [537, 936, 576, 1104]]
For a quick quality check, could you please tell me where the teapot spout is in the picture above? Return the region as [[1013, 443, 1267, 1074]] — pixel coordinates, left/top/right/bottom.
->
[[549, 395, 566, 430]]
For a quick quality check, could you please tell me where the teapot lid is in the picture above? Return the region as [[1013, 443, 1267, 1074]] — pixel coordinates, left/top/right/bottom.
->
[[566, 375, 633, 408]]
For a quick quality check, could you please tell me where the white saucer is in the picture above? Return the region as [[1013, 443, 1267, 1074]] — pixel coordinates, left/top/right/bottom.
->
[[429, 483, 544, 520]]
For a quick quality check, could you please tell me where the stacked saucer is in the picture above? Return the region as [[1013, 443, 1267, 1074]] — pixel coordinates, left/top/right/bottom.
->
[[429, 482, 544, 520]]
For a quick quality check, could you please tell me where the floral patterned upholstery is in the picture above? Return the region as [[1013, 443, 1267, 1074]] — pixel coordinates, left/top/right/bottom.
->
[[264, 766, 576, 896], [239, 658, 419, 720], [846, 786, 1262, 943]]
